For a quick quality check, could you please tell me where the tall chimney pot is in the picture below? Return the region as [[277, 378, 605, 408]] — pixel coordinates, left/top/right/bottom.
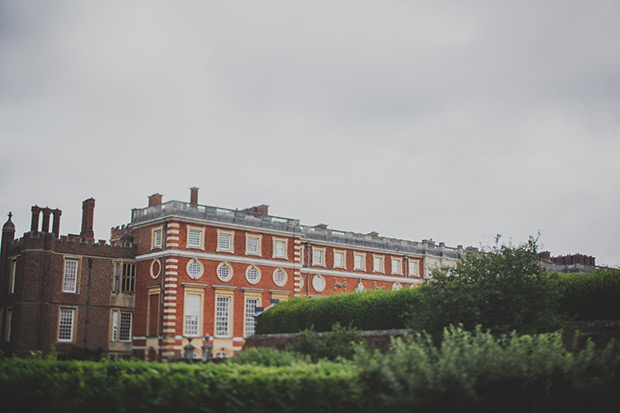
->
[[190, 187, 199, 206], [148, 194, 162, 207], [52, 209, 62, 237], [31, 206, 41, 232], [41, 208, 52, 232], [80, 198, 95, 239]]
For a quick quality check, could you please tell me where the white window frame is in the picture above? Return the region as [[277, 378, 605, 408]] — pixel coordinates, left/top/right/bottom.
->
[[215, 293, 233, 338], [272, 238, 288, 259], [333, 250, 346, 269], [244, 294, 261, 337], [152, 227, 163, 249], [354, 252, 366, 271], [245, 234, 262, 256], [245, 265, 261, 285], [216, 262, 233, 282], [186, 226, 204, 250], [63, 258, 79, 293], [409, 259, 419, 276], [312, 247, 326, 267], [184, 291, 203, 337], [217, 230, 234, 253], [373, 255, 385, 273], [186, 258, 205, 280], [58, 307, 76, 342], [391, 257, 403, 275], [272, 268, 288, 287]]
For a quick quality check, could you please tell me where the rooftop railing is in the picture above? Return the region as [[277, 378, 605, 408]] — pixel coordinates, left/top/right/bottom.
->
[[131, 201, 301, 233], [301, 225, 464, 258]]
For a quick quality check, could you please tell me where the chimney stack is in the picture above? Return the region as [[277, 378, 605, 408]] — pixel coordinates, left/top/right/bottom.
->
[[31, 206, 41, 232], [148, 193, 162, 207], [41, 208, 52, 232], [190, 187, 199, 207], [80, 198, 95, 239], [52, 209, 62, 237]]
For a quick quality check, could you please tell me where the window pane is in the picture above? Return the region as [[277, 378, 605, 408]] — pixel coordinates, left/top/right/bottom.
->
[[274, 241, 285, 257], [335, 252, 344, 267], [154, 229, 162, 247], [58, 308, 74, 341], [245, 298, 258, 337], [63, 260, 78, 293], [119, 312, 132, 341], [218, 264, 231, 281], [246, 266, 259, 283], [216, 296, 230, 337], [247, 237, 259, 253], [185, 294, 200, 337], [188, 229, 202, 247], [219, 234, 231, 250]]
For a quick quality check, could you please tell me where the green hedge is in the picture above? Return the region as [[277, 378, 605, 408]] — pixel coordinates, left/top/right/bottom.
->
[[355, 326, 620, 412], [255, 288, 424, 334], [552, 268, 620, 320], [2, 327, 619, 412], [257, 269, 620, 335], [0, 358, 362, 413]]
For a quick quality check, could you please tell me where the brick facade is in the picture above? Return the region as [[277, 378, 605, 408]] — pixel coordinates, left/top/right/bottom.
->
[[0, 201, 136, 358], [1, 188, 464, 360]]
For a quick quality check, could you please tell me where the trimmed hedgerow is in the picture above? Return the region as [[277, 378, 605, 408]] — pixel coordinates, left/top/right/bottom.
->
[[257, 247, 620, 336], [0, 358, 362, 413], [2, 327, 619, 412], [552, 268, 620, 320], [255, 288, 424, 334]]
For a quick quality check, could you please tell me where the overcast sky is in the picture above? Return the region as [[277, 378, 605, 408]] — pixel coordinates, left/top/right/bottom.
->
[[1, 1, 619, 266]]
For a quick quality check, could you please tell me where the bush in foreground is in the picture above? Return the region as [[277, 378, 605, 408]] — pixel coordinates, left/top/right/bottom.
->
[[355, 326, 620, 412], [1, 326, 619, 412]]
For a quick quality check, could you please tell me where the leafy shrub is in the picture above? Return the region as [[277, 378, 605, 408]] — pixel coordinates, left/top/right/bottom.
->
[[229, 347, 310, 366], [407, 239, 564, 338], [553, 268, 620, 320], [288, 323, 364, 361], [355, 325, 620, 412]]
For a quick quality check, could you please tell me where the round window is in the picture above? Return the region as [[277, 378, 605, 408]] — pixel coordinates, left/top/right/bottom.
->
[[186, 259, 203, 280], [312, 275, 326, 292], [273, 269, 287, 287], [246, 266, 260, 284], [392, 282, 402, 291], [217, 263, 232, 282]]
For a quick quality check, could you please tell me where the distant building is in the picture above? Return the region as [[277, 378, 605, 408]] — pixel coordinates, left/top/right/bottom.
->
[[538, 251, 596, 273], [0, 187, 485, 360], [124, 188, 462, 360], [0, 200, 135, 358]]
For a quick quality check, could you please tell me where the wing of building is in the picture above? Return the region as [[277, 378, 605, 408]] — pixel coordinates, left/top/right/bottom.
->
[[1, 188, 463, 360]]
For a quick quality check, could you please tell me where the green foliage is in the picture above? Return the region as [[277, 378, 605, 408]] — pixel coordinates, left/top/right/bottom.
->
[[2, 327, 619, 412], [256, 288, 424, 334], [355, 325, 620, 412], [229, 347, 310, 366], [407, 238, 563, 338], [288, 323, 364, 361], [553, 268, 620, 320], [0, 358, 362, 413]]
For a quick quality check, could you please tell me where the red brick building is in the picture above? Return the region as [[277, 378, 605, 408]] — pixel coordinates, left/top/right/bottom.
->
[[1, 188, 462, 360], [126, 188, 461, 360], [0, 200, 136, 358]]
